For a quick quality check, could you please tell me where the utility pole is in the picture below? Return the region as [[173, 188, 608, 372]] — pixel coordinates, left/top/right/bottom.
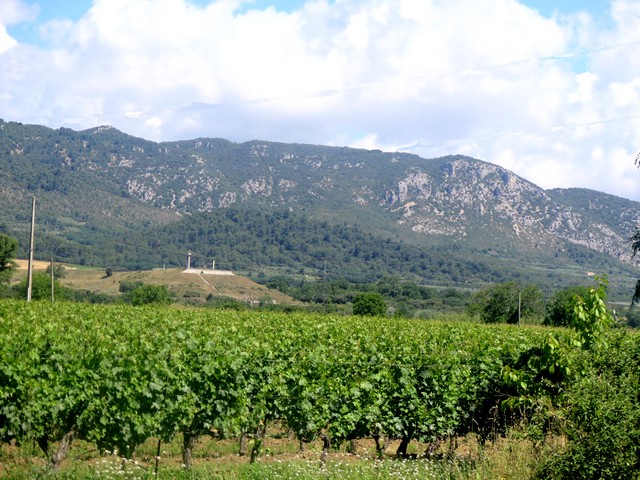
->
[[518, 290, 522, 326], [50, 258, 54, 302], [323, 257, 327, 309], [26, 196, 36, 302]]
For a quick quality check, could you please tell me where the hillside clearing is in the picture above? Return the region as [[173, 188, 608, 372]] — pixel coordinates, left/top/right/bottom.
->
[[10, 260, 295, 304]]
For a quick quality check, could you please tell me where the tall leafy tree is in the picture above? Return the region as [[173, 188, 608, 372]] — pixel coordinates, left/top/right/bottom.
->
[[46, 263, 66, 279], [544, 285, 591, 327], [352, 292, 387, 316], [130, 284, 172, 306], [631, 229, 640, 305], [468, 281, 544, 324], [0, 233, 18, 283], [16, 272, 63, 300]]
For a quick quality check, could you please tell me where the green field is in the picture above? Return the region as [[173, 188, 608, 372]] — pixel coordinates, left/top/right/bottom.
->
[[1, 301, 639, 479]]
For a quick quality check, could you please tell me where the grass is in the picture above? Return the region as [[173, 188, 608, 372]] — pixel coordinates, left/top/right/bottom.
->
[[0, 431, 549, 479]]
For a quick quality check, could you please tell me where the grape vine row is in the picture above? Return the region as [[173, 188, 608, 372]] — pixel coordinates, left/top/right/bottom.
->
[[0, 301, 565, 468]]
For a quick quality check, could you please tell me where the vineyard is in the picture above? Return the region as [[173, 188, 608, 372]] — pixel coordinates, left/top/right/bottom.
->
[[1, 300, 639, 479]]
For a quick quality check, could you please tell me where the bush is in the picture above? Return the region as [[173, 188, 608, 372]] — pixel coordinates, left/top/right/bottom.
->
[[64, 289, 119, 304], [622, 306, 640, 328], [206, 294, 248, 310], [468, 281, 544, 324], [119, 280, 144, 293], [0, 283, 18, 299], [536, 338, 640, 478], [0, 233, 18, 284], [130, 284, 172, 306], [46, 263, 66, 279], [544, 286, 591, 327], [15, 272, 66, 300], [352, 292, 387, 316], [536, 278, 639, 479]]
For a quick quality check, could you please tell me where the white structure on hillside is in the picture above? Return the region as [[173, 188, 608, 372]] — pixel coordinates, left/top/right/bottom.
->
[[183, 251, 234, 276]]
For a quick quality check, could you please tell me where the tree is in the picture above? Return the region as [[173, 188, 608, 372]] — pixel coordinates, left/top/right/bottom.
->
[[623, 306, 640, 328], [352, 292, 387, 316], [468, 281, 544, 324], [46, 263, 66, 279], [119, 280, 144, 293], [631, 229, 640, 306], [632, 156, 640, 305], [632, 279, 640, 307], [0, 233, 18, 283], [130, 284, 172, 306], [16, 272, 65, 301], [544, 285, 591, 327]]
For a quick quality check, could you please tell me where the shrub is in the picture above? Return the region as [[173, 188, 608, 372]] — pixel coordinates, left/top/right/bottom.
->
[[119, 280, 144, 293], [16, 272, 66, 300], [536, 277, 639, 478], [352, 292, 387, 316], [544, 285, 590, 327], [468, 281, 544, 324], [130, 284, 172, 306], [536, 341, 640, 478], [46, 263, 66, 279]]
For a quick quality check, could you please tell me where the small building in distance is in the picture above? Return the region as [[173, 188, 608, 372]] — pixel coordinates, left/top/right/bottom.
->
[[183, 252, 234, 276]]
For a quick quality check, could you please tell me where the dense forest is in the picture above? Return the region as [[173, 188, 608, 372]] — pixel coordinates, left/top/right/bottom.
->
[[5, 207, 636, 300]]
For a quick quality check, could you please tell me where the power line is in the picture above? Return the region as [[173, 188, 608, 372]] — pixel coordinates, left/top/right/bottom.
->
[[180, 40, 640, 111], [36, 38, 640, 140]]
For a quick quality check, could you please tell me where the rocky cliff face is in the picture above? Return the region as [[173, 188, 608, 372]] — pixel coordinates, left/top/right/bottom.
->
[[379, 157, 639, 263], [384, 159, 555, 242], [2, 120, 639, 267]]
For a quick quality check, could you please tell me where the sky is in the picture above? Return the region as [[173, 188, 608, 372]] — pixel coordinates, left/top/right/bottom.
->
[[1, 0, 640, 202]]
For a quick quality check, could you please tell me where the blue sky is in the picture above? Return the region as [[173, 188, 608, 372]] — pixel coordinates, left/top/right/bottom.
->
[[522, 0, 608, 17], [1, 0, 639, 201]]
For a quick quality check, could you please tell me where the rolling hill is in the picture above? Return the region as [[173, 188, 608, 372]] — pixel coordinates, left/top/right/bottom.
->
[[11, 260, 293, 305]]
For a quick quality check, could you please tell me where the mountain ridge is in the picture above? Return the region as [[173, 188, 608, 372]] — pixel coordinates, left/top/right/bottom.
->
[[1, 119, 639, 298]]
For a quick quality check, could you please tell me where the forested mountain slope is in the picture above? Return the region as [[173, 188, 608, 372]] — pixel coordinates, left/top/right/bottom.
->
[[1, 119, 638, 297]]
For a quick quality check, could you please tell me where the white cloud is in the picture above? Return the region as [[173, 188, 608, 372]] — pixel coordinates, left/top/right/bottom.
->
[[0, 0, 38, 24], [0, 0, 38, 53], [0, 0, 639, 200], [610, 79, 640, 107], [569, 72, 598, 104], [0, 26, 17, 54], [124, 110, 141, 119]]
